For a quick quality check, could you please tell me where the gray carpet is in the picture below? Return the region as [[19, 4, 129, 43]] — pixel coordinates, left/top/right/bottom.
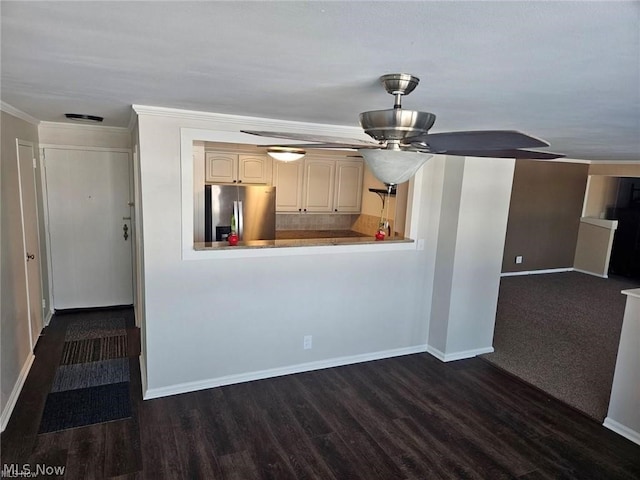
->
[[482, 271, 639, 421]]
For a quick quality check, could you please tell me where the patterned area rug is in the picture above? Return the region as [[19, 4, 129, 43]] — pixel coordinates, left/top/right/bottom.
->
[[64, 317, 127, 340], [51, 358, 130, 392], [61, 336, 128, 364], [38, 317, 132, 433]]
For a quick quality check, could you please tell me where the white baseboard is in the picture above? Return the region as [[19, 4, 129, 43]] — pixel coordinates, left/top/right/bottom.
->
[[139, 350, 148, 397], [501, 268, 574, 277], [144, 345, 428, 400], [1, 353, 35, 432], [603, 417, 640, 446], [44, 308, 54, 327], [426, 345, 494, 362], [573, 268, 608, 279]]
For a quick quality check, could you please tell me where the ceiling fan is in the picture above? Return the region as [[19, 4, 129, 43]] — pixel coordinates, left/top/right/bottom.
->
[[242, 73, 564, 185]]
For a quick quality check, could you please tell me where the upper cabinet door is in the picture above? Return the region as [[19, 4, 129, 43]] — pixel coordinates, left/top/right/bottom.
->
[[205, 153, 238, 183], [303, 159, 336, 212], [333, 160, 364, 213], [238, 154, 271, 184], [273, 160, 304, 212]]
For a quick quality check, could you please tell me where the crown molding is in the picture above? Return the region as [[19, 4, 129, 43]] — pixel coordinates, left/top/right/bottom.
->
[[127, 107, 138, 132], [0, 102, 40, 125], [130, 105, 640, 162], [132, 104, 369, 139], [587, 159, 640, 164], [38, 120, 130, 134], [552, 157, 592, 164], [520, 157, 637, 165]]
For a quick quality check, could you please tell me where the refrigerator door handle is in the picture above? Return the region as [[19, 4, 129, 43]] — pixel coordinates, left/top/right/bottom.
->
[[238, 200, 244, 239], [233, 200, 239, 239]]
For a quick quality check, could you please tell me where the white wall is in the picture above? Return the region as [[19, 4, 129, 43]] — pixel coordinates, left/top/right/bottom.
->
[[604, 289, 640, 445], [429, 156, 515, 360], [1, 110, 40, 430], [448, 157, 514, 355], [134, 107, 514, 398], [131, 122, 147, 392], [137, 112, 432, 397]]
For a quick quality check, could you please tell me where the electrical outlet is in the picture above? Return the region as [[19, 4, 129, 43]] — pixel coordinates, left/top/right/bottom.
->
[[515, 255, 523, 264], [303, 335, 312, 350]]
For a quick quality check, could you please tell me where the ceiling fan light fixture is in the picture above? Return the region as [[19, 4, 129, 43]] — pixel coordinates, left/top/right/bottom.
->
[[359, 149, 433, 185], [267, 147, 306, 162]]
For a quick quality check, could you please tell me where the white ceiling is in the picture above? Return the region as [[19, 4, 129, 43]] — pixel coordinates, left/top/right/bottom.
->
[[2, 1, 639, 161]]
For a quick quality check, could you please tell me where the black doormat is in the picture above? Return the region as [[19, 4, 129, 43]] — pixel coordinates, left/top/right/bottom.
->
[[38, 382, 131, 433]]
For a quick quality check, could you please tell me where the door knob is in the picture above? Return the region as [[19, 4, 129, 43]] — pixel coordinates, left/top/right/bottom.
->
[[123, 224, 129, 241], [26, 252, 35, 261]]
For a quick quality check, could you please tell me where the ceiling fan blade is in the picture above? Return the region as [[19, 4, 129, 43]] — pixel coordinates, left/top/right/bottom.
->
[[405, 130, 550, 152], [241, 130, 379, 147], [442, 149, 565, 160], [261, 142, 380, 150]]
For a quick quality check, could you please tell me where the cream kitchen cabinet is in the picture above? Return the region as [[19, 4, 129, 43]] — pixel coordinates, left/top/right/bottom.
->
[[273, 160, 304, 212], [333, 160, 364, 213], [273, 157, 363, 213], [205, 153, 271, 184], [303, 159, 336, 212]]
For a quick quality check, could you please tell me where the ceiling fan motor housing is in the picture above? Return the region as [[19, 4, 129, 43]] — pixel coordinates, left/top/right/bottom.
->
[[360, 73, 436, 143], [359, 109, 436, 142]]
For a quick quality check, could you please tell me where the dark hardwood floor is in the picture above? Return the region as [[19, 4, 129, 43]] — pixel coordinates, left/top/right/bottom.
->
[[2, 308, 639, 479]]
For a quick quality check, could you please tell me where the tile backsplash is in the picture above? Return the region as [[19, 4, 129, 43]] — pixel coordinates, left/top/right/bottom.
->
[[351, 213, 396, 237], [276, 213, 401, 238], [276, 213, 359, 231]]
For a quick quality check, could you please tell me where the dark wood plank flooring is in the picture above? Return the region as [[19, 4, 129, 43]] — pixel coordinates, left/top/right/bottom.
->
[[2, 308, 639, 479]]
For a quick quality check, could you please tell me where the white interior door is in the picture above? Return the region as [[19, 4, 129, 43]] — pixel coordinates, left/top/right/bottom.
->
[[17, 141, 43, 348], [44, 148, 133, 309]]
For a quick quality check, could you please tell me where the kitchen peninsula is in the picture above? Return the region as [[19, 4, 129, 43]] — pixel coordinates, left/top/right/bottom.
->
[[194, 140, 410, 245], [194, 234, 413, 251]]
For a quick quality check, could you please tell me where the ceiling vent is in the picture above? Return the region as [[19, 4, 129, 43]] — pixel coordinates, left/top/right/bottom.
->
[[64, 113, 104, 123]]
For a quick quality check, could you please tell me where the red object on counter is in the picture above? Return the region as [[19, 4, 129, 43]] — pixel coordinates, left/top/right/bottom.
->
[[228, 232, 239, 246], [375, 230, 386, 241]]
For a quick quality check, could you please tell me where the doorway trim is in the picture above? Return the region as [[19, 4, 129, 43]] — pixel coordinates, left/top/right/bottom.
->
[[41, 144, 133, 310], [15, 139, 43, 349]]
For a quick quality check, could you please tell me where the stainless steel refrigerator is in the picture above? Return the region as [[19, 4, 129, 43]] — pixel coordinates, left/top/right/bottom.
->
[[205, 185, 276, 242]]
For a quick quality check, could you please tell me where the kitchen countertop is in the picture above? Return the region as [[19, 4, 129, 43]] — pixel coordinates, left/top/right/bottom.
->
[[194, 232, 412, 250]]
